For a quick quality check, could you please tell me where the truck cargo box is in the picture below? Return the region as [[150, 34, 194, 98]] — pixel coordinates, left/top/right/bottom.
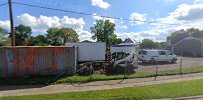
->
[[65, 43, 106, 62]]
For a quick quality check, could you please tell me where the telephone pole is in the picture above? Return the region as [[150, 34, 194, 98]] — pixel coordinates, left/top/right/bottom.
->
[[8, 0, 15, 46]]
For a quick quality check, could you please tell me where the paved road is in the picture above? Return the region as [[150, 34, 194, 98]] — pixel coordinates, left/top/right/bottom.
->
[[1, 73, 203, 97]]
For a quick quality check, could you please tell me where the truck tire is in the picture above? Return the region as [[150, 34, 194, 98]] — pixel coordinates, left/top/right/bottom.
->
[[149, 60, 156, 64], [171, 59, 177, 63]]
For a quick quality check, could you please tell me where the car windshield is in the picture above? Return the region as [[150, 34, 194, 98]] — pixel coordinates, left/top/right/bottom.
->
[[167, 51, 173, 55]]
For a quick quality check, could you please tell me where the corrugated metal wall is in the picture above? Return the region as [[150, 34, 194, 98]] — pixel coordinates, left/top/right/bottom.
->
[[0, 46, 77, 78]]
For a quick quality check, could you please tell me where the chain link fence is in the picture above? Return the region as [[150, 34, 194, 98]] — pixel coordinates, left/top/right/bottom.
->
[[2, 57, 203, 86], [70, 57, 203, 85]]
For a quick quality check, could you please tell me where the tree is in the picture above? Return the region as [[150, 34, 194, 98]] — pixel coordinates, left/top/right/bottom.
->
[[140, 39, 158, 49], [187, 28, 203, 37], [0, 27, 10, 46], [82, 40, 92, 43], [157, 42, 167, 49], [46, 27, 79, 46], [171, 28, 203, 38], [109, 34, 122, 45], [90, 20, 116, 47], [15, 24, 32, 46], [28, 35, 49, 46]]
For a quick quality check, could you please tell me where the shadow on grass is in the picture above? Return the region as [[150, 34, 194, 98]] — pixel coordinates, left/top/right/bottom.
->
[[138, 61, 178, 66], [1, 66, 203, 90]]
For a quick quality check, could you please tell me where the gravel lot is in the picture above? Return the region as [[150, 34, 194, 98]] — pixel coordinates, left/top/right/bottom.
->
[[137, 57, 203, 72]]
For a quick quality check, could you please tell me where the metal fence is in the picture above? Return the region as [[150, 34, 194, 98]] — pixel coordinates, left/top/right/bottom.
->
[[72, 57, 203, 85], [0, 46, 77, 78]]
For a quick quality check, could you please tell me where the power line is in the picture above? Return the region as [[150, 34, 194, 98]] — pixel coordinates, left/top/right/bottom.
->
[[11, 1, 185, 26], [0, 2, 8, 7]]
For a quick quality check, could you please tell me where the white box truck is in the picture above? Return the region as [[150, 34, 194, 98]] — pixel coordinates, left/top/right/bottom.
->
[[66, 42, 139, 75], [65, 42, 106, 62]]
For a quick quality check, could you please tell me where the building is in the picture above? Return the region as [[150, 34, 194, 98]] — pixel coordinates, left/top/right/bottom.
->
[[167, 33, 203, 57], [123, 38, 138, 43]]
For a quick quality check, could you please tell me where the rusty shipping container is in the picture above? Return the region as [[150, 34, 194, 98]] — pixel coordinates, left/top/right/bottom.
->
[[0, 46, 77, 78]]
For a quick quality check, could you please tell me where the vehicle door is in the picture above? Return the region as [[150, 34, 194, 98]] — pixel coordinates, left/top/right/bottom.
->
[[158, 51, 167, 61], [166, 51, 174, 61]]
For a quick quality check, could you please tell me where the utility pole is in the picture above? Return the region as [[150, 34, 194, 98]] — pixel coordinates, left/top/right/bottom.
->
[[8, 0, 15, 46]]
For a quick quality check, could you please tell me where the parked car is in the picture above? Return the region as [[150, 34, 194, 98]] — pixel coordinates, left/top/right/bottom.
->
[[138, 49, 177, 64]]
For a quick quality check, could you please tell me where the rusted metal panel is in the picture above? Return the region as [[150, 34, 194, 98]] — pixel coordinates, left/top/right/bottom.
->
[[0, 46, 77, 78]]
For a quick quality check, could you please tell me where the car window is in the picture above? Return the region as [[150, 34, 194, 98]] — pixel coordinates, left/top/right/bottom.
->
[[167, 51, 173, 55], [159, 51, 166, 55], [143, 51, 147, 55]]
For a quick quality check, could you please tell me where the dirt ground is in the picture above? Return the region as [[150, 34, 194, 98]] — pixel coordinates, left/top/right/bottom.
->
[[137, 57, 203, 72]]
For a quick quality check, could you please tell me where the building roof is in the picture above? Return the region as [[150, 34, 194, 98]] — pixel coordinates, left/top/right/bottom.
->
[[124, 38, 137, 43]]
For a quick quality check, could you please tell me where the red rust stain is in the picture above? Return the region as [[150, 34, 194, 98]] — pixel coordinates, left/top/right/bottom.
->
[[0, 47, 76, 77]]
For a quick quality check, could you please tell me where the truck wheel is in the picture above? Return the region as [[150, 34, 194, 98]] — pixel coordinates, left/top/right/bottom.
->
[[171, 59, 177, 63], [142, 61, 146, 63], [150, 60, 156, 64]]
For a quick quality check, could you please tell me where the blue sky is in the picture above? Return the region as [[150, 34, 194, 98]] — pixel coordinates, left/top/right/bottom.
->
[[0, 0, 203, 42]]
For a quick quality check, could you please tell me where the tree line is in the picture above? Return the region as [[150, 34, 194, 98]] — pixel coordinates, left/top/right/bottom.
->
[[1, 19, 202, 49], [0, 20, 122, 47], [139, 28, 203, 49]]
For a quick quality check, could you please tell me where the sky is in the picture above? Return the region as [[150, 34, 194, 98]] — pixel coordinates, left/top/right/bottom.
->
[[0, 0, 203, 42]]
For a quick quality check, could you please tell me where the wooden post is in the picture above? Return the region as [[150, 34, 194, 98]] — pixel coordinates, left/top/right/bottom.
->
[[8, 0, 15, 46]]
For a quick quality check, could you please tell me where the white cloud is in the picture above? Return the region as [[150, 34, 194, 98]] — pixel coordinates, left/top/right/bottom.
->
[[92, 13, 115, 23], [141, 3, 203, 42], [164, 0, 175, 2], [116, 28, 172, 42], [76, 29, 93, 41], [130, 12, 147, 25], [120, 25, 128, 29], [17, 13, 91, 41], [92, 13, 128, 30], [17, 13, 85, 32], [91, 0, 110, 9], [194, 0, 203, 3], [0, 20, 10, 30], [170, 4, 203, 21], [61, 16, 85, 29], [92, 13, 103, 20]]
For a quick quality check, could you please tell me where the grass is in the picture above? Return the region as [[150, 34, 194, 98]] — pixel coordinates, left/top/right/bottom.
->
[[0, 66, 203, 86], [159, 66, 203, 76], [2, 79, 203, 100]]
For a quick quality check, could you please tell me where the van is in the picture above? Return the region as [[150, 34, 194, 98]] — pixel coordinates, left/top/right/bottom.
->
[[138, 50, 177, 63]]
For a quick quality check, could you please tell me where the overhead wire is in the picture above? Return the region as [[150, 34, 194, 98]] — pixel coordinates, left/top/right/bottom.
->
[[0, 2, 8, 7], [11, 1, 190, 26]]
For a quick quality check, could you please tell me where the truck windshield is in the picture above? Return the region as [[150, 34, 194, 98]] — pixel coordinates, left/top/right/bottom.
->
[[139, 51, 147, 55], [112, 52, 130, 60]]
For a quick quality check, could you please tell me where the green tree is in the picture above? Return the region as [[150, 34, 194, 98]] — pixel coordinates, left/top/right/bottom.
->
[[15, 24, 32, 46], [157, 42, 167, 49], [187, 28, 203, 37], [90, 20, 116, 47], [171, 29, 184, 38], [0, 27, 10, 46], [47, 27, 79, 46], [82, 40, 92, 43], [171, 28, 203, 38], [140, 39, 158, 49], [28, 35, 49, 46], [109, 34, 122, 45]]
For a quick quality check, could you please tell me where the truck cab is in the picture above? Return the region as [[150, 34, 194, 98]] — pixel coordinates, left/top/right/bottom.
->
[[138, 49, 177, 63], [111, 43, 138, 68]]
